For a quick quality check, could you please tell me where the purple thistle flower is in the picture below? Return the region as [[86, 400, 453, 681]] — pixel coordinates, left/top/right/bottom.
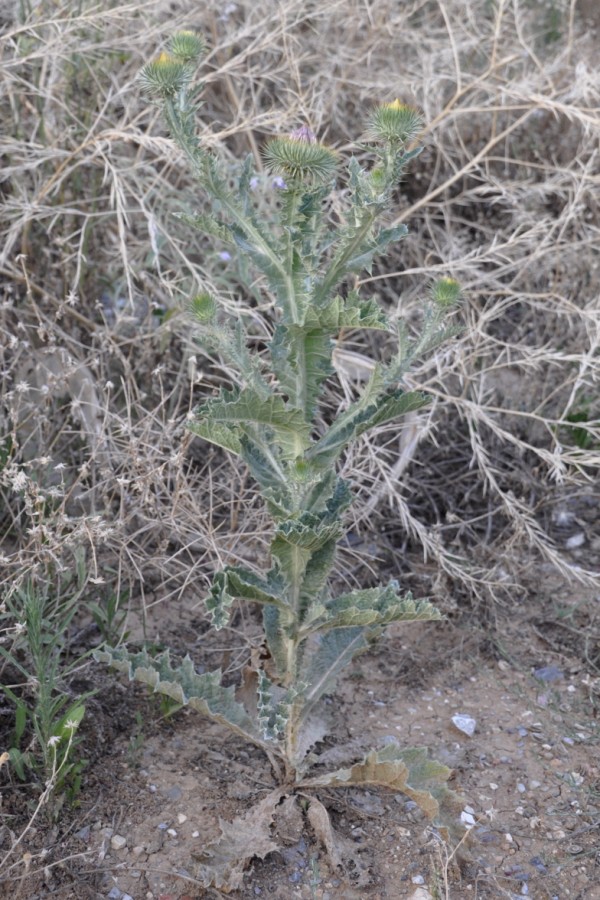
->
[[272, 176, 287, 190], [289, 125, 317, 144]]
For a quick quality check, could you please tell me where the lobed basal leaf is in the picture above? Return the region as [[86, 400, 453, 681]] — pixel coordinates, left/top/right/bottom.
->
[[94, 646, 266, 747], [301, 742, 464, 842]]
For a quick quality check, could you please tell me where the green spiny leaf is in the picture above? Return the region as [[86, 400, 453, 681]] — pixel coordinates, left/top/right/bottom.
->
[[206, 572, 235, 630], [270, 324, 334, 417], [298, 627, 368, 721], [199, 388, 311, 460], [188, 418, 242, 456], [304, 585, 441, 634], [263, 606, 288, 678], [95, 647, 265, 746], [306, 368, 428, 469], [224, 566, 288, 608], [177, 211, 234, 244]]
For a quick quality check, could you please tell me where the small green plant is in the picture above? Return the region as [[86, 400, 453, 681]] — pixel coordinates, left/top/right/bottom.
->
[[88, 586, 130, 645], [127, 710, 145, 769], [0, 563, 92, 816], [98, 31, 466, 888]]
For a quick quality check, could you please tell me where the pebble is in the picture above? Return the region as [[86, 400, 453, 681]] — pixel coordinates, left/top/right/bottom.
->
[[177, 813, 187, 824], [410, 890, 433, 900], [75, 825, 91, 842], [533, 666, 563, 683], [107, 889, 122, 900], [110, 835, 127, 851], [411, 874, 425, 884], [451, 714, 477, 737], [530, 856, 548, 874], [132, 845, 145, 857], [166, 786, 183, 801]]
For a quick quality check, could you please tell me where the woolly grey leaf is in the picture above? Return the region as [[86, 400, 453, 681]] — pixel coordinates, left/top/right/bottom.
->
[[95, 647, 265, 747]]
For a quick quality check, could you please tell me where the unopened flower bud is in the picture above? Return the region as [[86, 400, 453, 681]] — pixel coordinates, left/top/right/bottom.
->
[[263, 136, 337, 184], [367, 100, 423, 144], [431, 277, 462, 307], [190, 292, 217, 323], [170, 30, 206, 63], [139, 52, 192, 97]]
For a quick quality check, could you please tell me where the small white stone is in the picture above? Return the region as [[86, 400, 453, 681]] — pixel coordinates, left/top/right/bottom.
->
[[410, 889, 433, 900], [451, 714, 476, 737], [565, 532, 585, 549], [517, 783, 526, 793], [461, 810, 476, 828], [192, 830, 200, 838], [489, 782, 499, 790], [177, 813, 187, 825], [411, 874, 425, 884], [110, 835, 127, 851], [166, 828, 177, 837]]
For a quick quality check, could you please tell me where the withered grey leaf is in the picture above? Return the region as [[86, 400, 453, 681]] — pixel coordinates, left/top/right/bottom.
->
[[193, 788, 285, 891], [307, 796, 371, 885], [273, 795, 304, 846]]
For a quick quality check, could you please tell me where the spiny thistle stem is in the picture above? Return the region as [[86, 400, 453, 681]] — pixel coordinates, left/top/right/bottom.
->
[[98, 33, 468, 863]]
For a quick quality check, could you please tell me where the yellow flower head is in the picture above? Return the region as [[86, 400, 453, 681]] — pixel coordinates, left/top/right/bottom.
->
[[386, 99, 409, 111]]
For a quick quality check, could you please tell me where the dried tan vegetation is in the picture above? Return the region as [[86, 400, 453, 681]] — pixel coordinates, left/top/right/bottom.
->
[[2, 0, 598, 611], [0, 0, 599, 895]]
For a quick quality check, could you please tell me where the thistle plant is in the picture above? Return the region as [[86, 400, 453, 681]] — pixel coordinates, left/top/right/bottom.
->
[[97, 32, 465, 887]]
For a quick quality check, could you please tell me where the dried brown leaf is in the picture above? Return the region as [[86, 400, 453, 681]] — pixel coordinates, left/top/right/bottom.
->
[[307, 797, 372, 885], [273, 795, 304, 845], [193, 788, 284, 891]]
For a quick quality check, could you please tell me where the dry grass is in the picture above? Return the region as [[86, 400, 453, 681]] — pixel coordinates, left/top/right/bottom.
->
[[1, 0, 599, 616], [0, 1, 599, 894]]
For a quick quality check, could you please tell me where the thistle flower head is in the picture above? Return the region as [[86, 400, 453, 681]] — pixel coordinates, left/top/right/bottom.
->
[[170, 30, 206, 63], [139, 51, 193, 97], [367, 100, 423, 144], [190, 292, 217, 323], [263, 133, 337, 184], [431, 277, 462, 307]]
